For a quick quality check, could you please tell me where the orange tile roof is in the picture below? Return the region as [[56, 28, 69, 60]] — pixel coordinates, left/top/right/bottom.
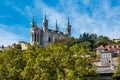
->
[[108, 48, 120, 50], [97, 45, 105, 49]]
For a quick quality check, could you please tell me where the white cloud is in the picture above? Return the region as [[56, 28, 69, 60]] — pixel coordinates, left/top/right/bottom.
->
[[3, 0, 25, 15], [1, 0, 120, 46], [33, 0, 67, 30], [2, 0, 120, 39], [0, 24, 27, 46], [12, 6, 25, 15], [57, 0, 120, 38], [82, 0, 90, 6]]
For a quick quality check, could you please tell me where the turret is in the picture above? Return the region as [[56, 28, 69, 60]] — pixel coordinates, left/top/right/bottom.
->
[[54, 20, 59, 31], [31, 14, 37, 28], [43, 11, 48, 31], [66, 17, 71, 36], [30, 14, 38, 45]]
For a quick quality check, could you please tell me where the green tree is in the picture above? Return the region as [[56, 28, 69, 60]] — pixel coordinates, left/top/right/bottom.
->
[[55, 37, 76, 47], [79, 32, 90, 42], [114, 57, 120, 78], [79, 32, 98, 51], [0, 43, 98, 80], [68, 44, 98, 80], [96, 35, 112, 46], [0, 47, 25, 80], [116, 41, 120, 44], [79, 41, 92, 50]]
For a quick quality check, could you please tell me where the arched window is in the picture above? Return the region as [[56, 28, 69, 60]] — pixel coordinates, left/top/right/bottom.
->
[[35, 33, 36, 41], [48, 37, 51, 42]]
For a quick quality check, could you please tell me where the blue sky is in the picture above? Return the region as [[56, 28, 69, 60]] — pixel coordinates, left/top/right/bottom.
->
[[0, 0, 120, 46]]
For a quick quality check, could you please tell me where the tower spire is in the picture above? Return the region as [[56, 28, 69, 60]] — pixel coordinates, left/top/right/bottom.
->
[[31, 13, 37, 28], [55, 19, 59, 31], [32, 12, 34, 22], [56, 19, 57, 27], [45, 11, 46, 20], [68, 17, 69, 25], [66, 17, 71, 36], [42, 10, 48, 31]]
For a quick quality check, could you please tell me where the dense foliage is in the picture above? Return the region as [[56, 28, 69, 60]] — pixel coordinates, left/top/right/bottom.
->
[[1, 32, 119, 79], [114, 57, 120, 78], [55, 32, 115, 51], [0, 44, 98, 80]]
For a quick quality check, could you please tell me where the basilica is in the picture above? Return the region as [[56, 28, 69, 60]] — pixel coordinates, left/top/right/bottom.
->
[[30, 13, 71, 47]]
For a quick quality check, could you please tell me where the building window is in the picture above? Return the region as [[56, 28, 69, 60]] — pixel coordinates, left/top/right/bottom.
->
[[102, 54, 104, 58], [107, 54, 109, 58], [109, 60, 111, 63], [35, 33, 36, 41], [104, 54, 106, 58], [48, 37, 51, 42]]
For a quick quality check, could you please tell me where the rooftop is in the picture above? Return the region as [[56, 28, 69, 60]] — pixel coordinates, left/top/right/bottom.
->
[[97, 45, 105, 49]]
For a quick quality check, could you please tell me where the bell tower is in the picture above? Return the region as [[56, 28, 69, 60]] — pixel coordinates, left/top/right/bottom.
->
[[42, 11, 48, 31], [30, 14, 38, 45], [66, 17, 71, 36]]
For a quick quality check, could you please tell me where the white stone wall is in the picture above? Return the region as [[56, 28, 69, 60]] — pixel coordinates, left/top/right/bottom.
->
[[31, 27, 70, 47]]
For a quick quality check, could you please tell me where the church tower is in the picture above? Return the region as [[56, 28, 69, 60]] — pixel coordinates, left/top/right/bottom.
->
[[66, 17, 71, 36], [54, 20, 59, 31], [30, 14, 40, 45], [30, 12, 72, 47], [42, 12, 48, 31]]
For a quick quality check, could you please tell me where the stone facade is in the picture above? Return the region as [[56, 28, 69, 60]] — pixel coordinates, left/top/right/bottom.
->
[[113, 39, 120, 43], [19, 41, 28, 50], [100, 51, 117, 66], [96, 45, 105, 55], [93, 45, 120, 79], [30, 14, 71, 47], [95, 44, 120, 67]]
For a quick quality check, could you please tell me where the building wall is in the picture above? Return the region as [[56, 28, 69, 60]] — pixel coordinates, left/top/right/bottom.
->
[[19, 41, 28, 50], [100, 51, 118, 66], [30, 15, 71, 47], [96, 48, 105, 55], [31, 27, 69, 47], [30, 15, 71, 46], [95, 45, 120, 66]]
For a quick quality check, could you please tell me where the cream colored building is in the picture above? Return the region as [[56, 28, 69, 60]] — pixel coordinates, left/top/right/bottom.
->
[[95, 44, 120, 66], [113, 39, 120, 43], [19, 41, 28, 50]]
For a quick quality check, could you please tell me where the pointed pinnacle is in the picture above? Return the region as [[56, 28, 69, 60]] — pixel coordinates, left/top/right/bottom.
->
[[45, 11, 46, 20], [32, 12, 34, 22], [56, 19, 58, 27], [68, 17, 69, 25]]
